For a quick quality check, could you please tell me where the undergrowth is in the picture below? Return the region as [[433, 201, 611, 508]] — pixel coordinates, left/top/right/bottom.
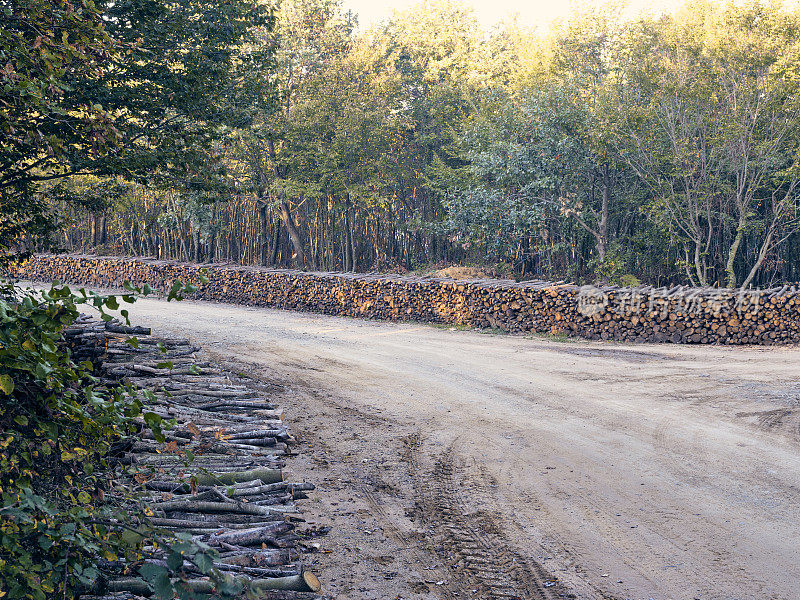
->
[[0, 276, 252, 599]]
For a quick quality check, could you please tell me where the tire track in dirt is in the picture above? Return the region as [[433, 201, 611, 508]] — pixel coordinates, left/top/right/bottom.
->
[[737, 407, 800, 443], [403, 434, 568, 600], [359, 483, 458, 600]]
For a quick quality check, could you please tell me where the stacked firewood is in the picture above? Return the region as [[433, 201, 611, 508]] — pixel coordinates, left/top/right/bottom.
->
[[66, 315, 326, 599], [13, 254, 800, 345]]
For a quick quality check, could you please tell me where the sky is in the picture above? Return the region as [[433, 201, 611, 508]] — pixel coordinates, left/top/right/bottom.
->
[[341, 0, 689, 30]]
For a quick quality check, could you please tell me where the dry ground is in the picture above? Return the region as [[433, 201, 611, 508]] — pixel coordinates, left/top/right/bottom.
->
[[111, 296, 800, 600]]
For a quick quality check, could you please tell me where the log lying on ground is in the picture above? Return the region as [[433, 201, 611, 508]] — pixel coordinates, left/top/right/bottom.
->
[[12, 253, 800, 345], [218, 548, 293, 567], [150, 499, 282, 516], [193, 467, 283, 486], [209, 522, 294, 546], [105, 572, 321, 595], [64, 317, 325, 598]]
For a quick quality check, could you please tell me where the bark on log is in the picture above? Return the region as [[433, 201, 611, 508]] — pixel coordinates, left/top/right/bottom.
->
[[104, 571, 320, 595], [209, 522, 293, 546], [193, 468, 283, 486]]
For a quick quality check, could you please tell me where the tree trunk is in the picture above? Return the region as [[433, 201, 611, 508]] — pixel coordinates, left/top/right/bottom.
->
[[270, 224, 280, 266], [278, 201, 305, 268], [597, 165, 609, 261], [266, 137, 305, 268], [259, 203, 270, 266], [208, 228, 216, 263], [740, 227, 775, 289], [343, 211, 352, 272], [90, 214, 98, 248], [346, 209, 356, 272], [194, 230, 202, 263], [694, 239, 707, 287], [725, 214, 747, 288]]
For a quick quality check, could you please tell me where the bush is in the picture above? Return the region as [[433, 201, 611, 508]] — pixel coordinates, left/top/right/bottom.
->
[[0, 278, 236, 600]]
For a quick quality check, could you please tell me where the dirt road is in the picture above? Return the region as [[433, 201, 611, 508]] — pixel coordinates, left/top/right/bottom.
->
[[121, 296, 800, 600]]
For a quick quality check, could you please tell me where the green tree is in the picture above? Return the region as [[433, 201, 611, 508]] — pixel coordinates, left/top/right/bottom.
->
[[612, 1, 800, 287], [0, 0, 275, 262], [280, 33, 407, 270], [0, 0, 120, 261], [386, 0, 485, 262], [229, 0, 352, 268]]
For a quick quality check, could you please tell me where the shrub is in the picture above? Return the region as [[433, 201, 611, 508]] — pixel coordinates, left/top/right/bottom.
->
[[0, 277, 235, 600]]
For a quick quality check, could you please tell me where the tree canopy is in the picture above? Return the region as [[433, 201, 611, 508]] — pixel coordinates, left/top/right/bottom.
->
[[6, 0, 800, 288], [0, 0, 275, 262]]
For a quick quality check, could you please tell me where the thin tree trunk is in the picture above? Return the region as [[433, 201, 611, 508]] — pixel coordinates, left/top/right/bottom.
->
[[725, 214, 747, 288], [343, 212, 352, 272], [266, 137, 306, 268], [348, 211, 356, 272], [597, 165, 609, 261], [208, 228, 216, 263], [694, 239, 707, 286], [90, 214, 98, 248], [259, 203, 270, 266], [270, 224, 280, 266], [740, 228, 775, 289], [278, 200, 305, 267]]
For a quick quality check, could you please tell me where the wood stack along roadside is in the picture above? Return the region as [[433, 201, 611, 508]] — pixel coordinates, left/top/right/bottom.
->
[[11, 254, 800, 344], [66, 315, 327, 600]]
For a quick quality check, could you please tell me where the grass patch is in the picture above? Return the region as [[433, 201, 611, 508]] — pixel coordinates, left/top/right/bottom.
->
[[429, 322, 473, 331], [528, 331, 578, 343]]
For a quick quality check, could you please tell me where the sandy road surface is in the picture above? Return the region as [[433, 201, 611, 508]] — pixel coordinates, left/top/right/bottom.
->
[[117, 296, 800, 600]]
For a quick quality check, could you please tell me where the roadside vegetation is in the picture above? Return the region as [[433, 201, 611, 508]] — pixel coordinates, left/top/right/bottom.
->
[[6, 0, 800, 287], [0, 276, 271, 599], [1, 1, 270, 596]]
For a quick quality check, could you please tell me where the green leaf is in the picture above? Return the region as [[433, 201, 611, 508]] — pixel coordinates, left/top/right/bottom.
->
[[166, 549, 184, 571], [143, 411, 165, 442], [194, 550, 215, 574], [167, 281, 183, 301], [34, 363, 52, 380], [143, 412, 162, 427], [153, 572, 174, 600], [121, 529, 144, 547], [0, 374, 15, 394], [139, 562, 167, 583]]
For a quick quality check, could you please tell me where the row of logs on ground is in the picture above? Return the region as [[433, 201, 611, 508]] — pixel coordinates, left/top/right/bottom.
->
[[13, 254, 800, 344], [68, 315, 328, 599]]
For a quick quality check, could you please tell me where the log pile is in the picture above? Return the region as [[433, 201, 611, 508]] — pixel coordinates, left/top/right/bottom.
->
[[66, 315, 327, 599], [12, 254, 800, 345]]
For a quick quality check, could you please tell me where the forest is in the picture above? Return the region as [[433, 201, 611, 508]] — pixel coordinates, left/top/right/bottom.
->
[[5, 0, 800, 289], [3, 2, 800, 599]]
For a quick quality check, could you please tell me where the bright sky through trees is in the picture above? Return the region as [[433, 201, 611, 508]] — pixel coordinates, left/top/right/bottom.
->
[[343, 0, 688, 29]]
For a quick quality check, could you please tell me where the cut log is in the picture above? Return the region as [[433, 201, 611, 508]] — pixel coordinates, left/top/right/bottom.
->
[[104, 571, 320, 595], [208, 522, 293, 546], [193, 467, 283, 486]]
